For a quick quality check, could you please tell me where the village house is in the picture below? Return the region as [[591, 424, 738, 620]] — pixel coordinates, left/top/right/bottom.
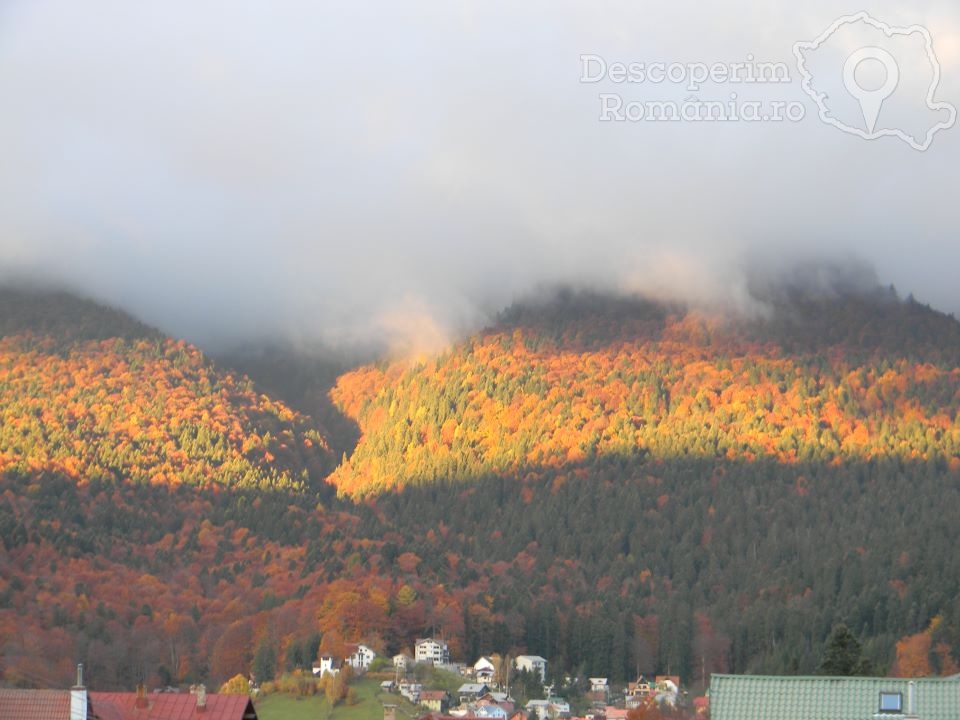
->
[[623, 675, 677, 709], [393, 652, 414, 671], [474, 656, 497, 684], [399, 681, 423, 703], [344, 643, 377, 671], [91, 685, 258, 720], [588, 678, 608, 695], [523, 696, 569, 720], [525, 699, 551, 720], [415, 638, 450, 665], [514, 655, 548, 683], [625, 676, 656, 709], [419, 690, 450, 714], [474, 703, 508, 719], [709, 673, 960, 720], [312, 656, 341, 677], [0, 668, 257, 720], [657, 676, 680, 708], [458, 683, 490, 706], [587, 677, 609, 705], [655, 676, 680, 691], [484, 691, 515, 712], [0, 683, 98, 720]]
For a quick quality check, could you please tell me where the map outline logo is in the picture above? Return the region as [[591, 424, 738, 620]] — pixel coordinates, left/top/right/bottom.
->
[[794, 11, 957, 151]]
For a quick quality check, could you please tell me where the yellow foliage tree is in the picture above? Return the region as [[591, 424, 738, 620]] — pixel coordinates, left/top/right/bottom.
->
[[219, 674, 250, 694]]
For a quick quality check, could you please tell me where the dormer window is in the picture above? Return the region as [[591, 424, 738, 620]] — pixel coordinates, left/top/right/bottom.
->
[[878, 691, 903, 714]]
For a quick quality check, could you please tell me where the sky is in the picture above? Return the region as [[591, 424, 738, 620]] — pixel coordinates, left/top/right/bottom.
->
[[0, 0, 958, 353]]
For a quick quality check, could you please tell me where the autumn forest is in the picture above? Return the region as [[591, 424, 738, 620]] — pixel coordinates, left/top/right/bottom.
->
[[1, 282, 959, 693]]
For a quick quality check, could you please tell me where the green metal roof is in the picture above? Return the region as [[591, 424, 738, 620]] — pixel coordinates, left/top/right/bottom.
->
[[709, 674, 960, 720]]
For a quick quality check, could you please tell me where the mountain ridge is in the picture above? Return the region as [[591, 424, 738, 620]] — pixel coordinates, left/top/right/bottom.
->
[[1, 282, 959, 692]]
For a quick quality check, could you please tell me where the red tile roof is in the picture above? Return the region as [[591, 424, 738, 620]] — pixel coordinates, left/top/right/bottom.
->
[[420, 691, 448, 701], [90, 692, 257, 720], [0, 689, 72, 720]]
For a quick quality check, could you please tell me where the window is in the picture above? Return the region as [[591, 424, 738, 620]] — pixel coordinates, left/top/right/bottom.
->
[[879, 691, 903, 714]]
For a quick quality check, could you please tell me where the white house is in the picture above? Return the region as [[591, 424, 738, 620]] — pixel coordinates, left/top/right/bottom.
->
[[400, 681, 423, 703], [589, 678, 609, 695], [589, 678, 610, 703], [474, 657, 496, 684], [393, 653, 413, 671], [654, 677, 679, 708], [514, 656, 548, 683], [525, 700, 551, 720], [345, 644, 377, 671], [312, 656, 341, 677], [415, 638, 450, 665]]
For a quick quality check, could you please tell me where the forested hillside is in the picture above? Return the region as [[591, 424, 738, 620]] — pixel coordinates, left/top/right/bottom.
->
[[0, 289, 340, 687], [329, 288, 960, 496], [1, 285, 959, 693], [311, 287, 960, 681], [0, 289, 334, 491]]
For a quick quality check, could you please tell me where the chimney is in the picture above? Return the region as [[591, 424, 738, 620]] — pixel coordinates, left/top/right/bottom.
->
[[906, 680, 918, 719], [70, 664, 88, 720], [135, 683, 148, 709], [195, 683, 206, 713]]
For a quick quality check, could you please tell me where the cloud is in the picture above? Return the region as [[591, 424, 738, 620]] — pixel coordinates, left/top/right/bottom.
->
[[0, 0, 958, 351]]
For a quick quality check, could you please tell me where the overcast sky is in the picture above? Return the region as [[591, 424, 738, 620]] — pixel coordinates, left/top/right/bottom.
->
[[0, 0, 958, 352]]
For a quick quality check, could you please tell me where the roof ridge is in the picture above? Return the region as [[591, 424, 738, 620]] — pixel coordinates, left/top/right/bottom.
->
[[712, 673, 960, 681]]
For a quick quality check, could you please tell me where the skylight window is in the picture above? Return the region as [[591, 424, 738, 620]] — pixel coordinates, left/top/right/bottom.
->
[[879, 692, 903, 714]]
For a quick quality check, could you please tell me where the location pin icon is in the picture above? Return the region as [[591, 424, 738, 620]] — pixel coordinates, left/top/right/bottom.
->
[[842, 47, 899, 134]]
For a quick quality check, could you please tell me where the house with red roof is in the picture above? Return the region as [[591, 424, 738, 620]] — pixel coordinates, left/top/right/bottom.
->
[[0, 667, 257, 720], [0, 689, 92, 720], [419, 690, 450, 713], [0, 666, 96, 720], [92, 684, 258, 720]]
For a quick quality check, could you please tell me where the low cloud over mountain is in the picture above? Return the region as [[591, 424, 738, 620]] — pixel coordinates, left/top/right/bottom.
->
[[0, 0, 957, 351]]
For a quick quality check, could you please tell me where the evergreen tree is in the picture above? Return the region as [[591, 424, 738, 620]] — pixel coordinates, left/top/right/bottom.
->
[[820, 625, 872, 675], [252, 640, 277, 683]]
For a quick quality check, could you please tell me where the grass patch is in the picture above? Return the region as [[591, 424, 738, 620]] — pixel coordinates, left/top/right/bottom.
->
[[255, 678, 421, 720], [255, 693, 327, 720], [415, 668, 464, 696]]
